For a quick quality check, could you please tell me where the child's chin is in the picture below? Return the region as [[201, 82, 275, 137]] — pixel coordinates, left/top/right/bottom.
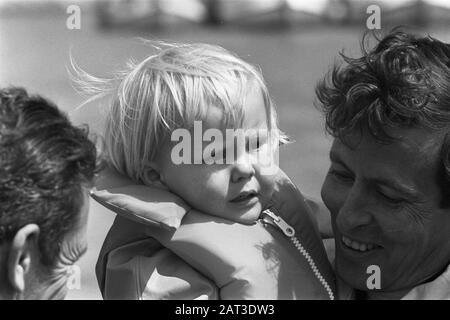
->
[[231, 204, 262, 225]]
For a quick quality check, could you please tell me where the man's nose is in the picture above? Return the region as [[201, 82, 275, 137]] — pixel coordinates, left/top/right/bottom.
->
[[231, 153, 256, 183], [336, 187, 373, 232]]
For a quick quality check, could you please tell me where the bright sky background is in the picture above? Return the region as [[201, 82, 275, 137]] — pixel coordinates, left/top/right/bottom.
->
[[0, 0, 449, 26], [2, 0, 450, 10]]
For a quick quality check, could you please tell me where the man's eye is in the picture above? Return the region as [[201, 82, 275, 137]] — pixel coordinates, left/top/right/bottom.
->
[[376, 190, 403, 205], [329, 169, 354, 183]]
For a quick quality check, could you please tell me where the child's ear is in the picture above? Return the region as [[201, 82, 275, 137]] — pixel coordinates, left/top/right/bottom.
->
[[142, 162, 163, 186]]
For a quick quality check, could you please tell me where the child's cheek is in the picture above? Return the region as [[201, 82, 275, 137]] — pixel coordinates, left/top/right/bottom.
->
[[198, 166, 230, 193]]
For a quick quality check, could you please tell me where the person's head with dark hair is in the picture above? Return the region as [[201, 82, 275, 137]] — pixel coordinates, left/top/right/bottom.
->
[[316, 30, 450, 299], [0, 87, 98, 299]]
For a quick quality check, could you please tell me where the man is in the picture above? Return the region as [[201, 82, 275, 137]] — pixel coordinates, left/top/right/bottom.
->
[[0, 87, 99, 299], [316, 30, 450, 299]]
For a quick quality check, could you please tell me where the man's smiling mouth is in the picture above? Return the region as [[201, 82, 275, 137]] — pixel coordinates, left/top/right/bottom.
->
[[341, 235, 382, 252]]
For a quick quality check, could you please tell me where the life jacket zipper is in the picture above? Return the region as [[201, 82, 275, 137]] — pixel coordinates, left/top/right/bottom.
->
[[262, 208, 335, 300]]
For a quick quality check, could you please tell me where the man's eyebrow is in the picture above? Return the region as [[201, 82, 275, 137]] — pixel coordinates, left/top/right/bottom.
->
[[329, 150, 353, 173]]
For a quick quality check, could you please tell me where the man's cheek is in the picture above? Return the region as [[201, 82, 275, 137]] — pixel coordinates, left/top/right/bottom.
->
[[381, 221, 421, 246], [377, 207, 426, 244], [321, 178, 342, 214]]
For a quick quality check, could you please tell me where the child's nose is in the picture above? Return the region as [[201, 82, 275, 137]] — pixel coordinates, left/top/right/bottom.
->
[[231, 155, 256, 183]]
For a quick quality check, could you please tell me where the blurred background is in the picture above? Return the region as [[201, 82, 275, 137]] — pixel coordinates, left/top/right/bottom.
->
[[1, 0, 450, 299]]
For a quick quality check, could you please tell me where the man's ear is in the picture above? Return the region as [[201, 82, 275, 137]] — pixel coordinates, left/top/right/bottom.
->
[[7, 224, 40, 294]]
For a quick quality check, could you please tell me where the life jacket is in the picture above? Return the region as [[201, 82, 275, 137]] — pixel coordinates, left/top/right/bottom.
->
[[94, 169, 336, 299]]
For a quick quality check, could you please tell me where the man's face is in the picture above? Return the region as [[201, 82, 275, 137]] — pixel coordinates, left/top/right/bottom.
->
[[321, 127, 450, 293]]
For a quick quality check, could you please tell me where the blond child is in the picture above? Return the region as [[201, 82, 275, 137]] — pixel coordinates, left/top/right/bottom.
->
[[76, 42, 335, 299]]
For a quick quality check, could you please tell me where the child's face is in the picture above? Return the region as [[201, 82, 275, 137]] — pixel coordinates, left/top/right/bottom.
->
[[154, 85, 278, 224]]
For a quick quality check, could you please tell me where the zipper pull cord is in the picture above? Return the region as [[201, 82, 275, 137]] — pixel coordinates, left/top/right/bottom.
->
[[262, 209, 335, 300]]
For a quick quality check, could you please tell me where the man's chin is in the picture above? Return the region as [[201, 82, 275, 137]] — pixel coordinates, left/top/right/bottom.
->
[[335, 255, 378, 291], [336, 266, 369, 291]]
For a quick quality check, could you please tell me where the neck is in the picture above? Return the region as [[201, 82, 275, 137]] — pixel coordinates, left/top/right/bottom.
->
[[355, 262, 450, 300]]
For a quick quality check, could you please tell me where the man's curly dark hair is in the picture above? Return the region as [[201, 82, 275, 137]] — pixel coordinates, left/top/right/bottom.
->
[[0, 87, 99, 266], [315, 30, 450, 206]]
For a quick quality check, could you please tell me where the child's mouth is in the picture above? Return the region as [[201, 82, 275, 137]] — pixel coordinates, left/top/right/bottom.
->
[[230, 191, 258, 203]]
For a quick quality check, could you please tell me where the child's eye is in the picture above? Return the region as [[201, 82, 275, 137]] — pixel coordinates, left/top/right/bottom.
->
[[210, 149, 227, 159], [214, 148, 227, 160], [246, 137, 261, 151]]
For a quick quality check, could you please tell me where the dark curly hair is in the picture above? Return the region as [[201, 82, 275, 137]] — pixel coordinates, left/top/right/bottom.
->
[[0, 87, 100, 266], [315, 30, 450, 206]]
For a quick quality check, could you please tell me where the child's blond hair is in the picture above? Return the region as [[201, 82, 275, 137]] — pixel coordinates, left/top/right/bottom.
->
[[72, 41, 286, 183]]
